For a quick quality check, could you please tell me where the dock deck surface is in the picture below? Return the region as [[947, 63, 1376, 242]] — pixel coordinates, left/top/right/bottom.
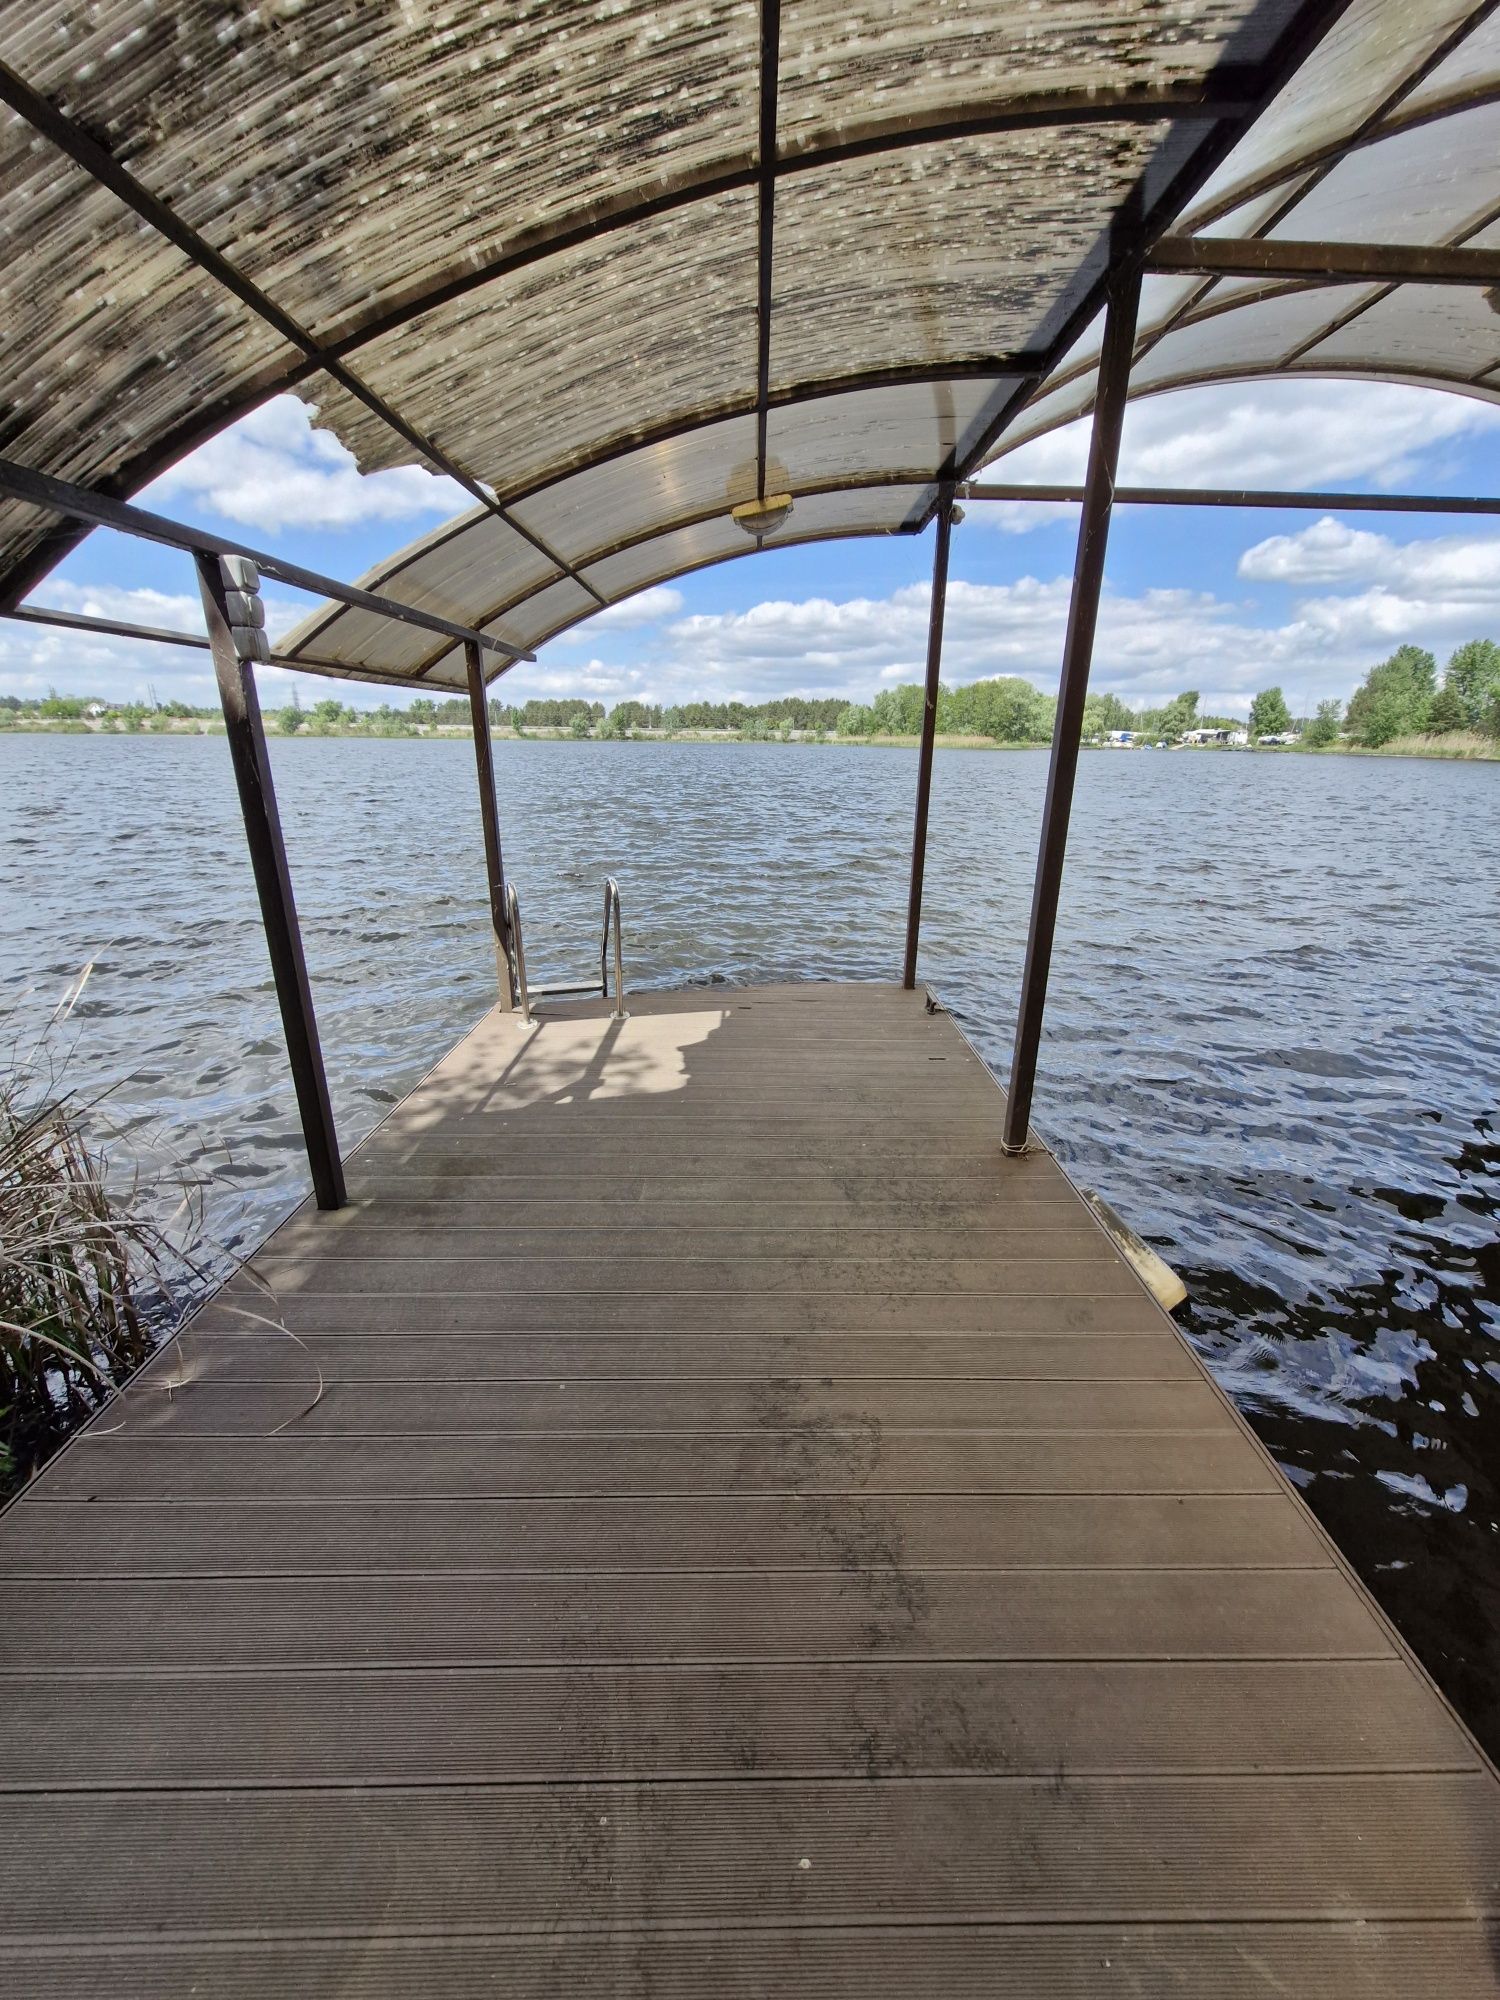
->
[[3, 981, 1499, 1995]]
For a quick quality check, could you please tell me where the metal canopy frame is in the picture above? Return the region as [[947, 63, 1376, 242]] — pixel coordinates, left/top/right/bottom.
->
[[7, 0, 1500, 1192], [0, 0, 1351, 618]]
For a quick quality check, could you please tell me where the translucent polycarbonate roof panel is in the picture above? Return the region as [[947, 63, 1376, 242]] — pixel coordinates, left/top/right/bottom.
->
[[506, 418, 761, 569], [573, 481, 929, 602], [770, 127, 1171, 389], [581, 516, 756, 603], [1395, 4, 1500, 119], [1196, 178, 1314, 236], [1045, 273, 1205, 388], [280, 601, 449, 682], [981, 374, 1099, 459], [0, 108, 290, 593], [298, 192, 759, 494], [5, 1, 761, 348], [765, 379, 1010, 488], [1180, 0, 1478, 226], [1127, 283, 1382, 388], [569, 486, 930, 637], [283, 509, 556, 668], [416, 576, 605, 689], [775, 0, 1297, 157], [1268, 102, 1500, 246], [1301, 285, 1500, 382]]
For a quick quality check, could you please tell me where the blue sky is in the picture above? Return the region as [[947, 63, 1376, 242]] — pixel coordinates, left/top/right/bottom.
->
[[5, 378, 1500, 718]]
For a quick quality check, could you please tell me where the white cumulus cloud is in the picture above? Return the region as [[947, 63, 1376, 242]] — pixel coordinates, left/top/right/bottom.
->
[[141, 396, 469, 534], [1240, 518, 1500, 601]]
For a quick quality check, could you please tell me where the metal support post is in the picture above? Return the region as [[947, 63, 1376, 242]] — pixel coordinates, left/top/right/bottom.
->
[[1001, 264, 1142, 1154], [902, 491, 954, 990], [196, 552, 345, 1209], [465, 641, 516, 1011]]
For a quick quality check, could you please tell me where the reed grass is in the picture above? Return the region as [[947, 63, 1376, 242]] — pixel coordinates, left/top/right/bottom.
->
[[0, 970, 208, 1495]]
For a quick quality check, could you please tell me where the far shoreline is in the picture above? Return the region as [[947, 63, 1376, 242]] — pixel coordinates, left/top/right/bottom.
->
[[3, 720, 1496, 761]]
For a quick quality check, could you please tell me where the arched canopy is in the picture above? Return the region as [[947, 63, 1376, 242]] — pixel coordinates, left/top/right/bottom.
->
[[988, 0, 1500, 465], [1, 0, 1495, 689]]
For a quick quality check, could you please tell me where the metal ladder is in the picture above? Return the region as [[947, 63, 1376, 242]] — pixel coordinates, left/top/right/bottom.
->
[[502, 877, 626, 1025]]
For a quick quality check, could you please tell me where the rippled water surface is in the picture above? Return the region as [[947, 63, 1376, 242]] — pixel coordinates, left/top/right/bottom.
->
[[4, 735, 1499, 1746]]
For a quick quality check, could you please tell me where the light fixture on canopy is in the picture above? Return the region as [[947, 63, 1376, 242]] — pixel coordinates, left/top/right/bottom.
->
[[731, 492, 794, 538]]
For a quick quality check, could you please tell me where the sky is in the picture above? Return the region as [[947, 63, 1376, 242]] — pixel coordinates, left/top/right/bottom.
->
[[4, 378, 1500, 720]]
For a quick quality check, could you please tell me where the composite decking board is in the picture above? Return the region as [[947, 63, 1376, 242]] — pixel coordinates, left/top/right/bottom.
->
[[233, 1255, 1137, 1296], [32, 1431, 1277, 1500], [1, 1661, 1474, 1790], [340, 1177, 1088, 1203], [9, 1928, 1500, 2000], [258, 1225, 1113, 1260], [0, 1569, 1388, 1670], [4, 980, 1499, 1994], [0, 1493, 1332, 1577], [184, 1291, 1173, 1332], [106, 1377, 1230, 1436], [8, 1777, 1500, 1934], [135, 1331, 1206, 1383]]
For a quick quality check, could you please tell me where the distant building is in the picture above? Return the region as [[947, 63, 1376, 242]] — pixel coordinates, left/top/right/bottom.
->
[[1104, 729, 1135, 746], [1257, 731, 1302, 746], [1180, 727, 1235, 745], [84, 701, 108, 718]]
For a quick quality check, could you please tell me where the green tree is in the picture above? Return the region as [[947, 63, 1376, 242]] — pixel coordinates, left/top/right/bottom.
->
[[1444, 639, 1500, 726], [836, 703, 876, 737], [1344, 645, 1436, 746], [1302, 698, 1341, 748], [407, 697, 437, 727], [278, 690, 305, 735], [1426, 678, 1468, 734], [1155, 689, 1200, 741], [39, 690, 87, 719], [1081, 691, 1134, 739], [568, 711, 591, 738], [1248, 686, 1292, 739]]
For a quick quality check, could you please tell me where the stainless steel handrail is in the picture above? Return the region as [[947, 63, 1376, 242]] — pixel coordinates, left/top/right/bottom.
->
[[504, 881, 533, 1024], [601, 876, 627, 1020]]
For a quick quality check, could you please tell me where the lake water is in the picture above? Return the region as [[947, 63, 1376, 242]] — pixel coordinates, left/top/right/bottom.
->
[[4, 733, 1499, 1749]]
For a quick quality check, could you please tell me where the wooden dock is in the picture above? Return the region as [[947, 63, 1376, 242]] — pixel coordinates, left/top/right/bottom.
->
[[3, 981, 1499, 1995]]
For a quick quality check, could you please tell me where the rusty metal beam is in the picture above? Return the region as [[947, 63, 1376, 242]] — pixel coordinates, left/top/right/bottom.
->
[[0, 455, 528, 662], [1002, 267, 1141, 1155], [465, 641, 516, 1013], [196, 554, 345, 1210], [902, 494, 954, 991], [962, 482, 1500, 515], [1149, 235, 1500, 286]]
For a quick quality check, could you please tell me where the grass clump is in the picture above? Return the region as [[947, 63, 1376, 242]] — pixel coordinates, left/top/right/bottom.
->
[[0, 974, 207, 1496]]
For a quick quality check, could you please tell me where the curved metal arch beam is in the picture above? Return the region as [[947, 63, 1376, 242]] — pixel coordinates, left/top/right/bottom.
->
[[455, 520, 925, 692], [280, 366, 1022, 660], [385, 471, 934, 681]]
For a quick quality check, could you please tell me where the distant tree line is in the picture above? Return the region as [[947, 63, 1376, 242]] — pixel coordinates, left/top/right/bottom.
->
[[9, 638, 1498, 752]]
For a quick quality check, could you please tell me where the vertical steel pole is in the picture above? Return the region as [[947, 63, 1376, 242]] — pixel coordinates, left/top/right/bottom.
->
[[196, 553, 345, 1209], [902, 492, 954, 989], [1001, 265, 1142, 1154], [465, 641, 516, 1010]]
